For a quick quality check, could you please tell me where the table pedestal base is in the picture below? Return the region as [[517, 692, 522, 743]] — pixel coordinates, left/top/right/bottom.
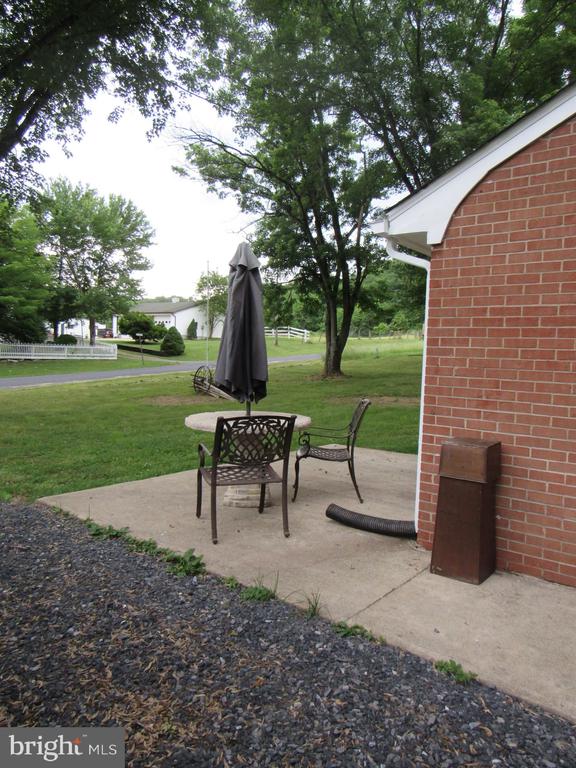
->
[[223, 485, 272, 508]]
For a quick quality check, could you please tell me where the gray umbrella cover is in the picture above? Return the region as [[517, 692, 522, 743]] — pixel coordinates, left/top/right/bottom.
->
[[214, 242, 268, 404]]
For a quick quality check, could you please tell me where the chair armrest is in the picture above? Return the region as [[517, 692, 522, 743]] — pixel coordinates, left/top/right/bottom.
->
[[298, 427, 348, 445], [198, 442, 212, 468], [302, 423, 349, 436]]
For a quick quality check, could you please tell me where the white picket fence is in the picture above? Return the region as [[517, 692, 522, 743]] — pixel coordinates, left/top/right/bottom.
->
[[265, 326, 310, 342], [0, 342, 118, 360]]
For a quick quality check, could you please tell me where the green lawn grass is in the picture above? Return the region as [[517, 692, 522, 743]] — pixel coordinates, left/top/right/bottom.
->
[[0, 339, 422, 500]]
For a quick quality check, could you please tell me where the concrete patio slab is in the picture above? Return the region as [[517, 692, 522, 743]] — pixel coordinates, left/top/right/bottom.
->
[[40, 448, 576, 723]]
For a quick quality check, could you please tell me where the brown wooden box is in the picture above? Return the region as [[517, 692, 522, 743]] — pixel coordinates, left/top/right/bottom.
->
[[431, 439, 501, 585]]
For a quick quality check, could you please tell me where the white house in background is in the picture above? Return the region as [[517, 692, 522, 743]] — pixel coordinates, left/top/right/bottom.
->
[[56, 318, 108, 340], [113, 298, 224, 339]]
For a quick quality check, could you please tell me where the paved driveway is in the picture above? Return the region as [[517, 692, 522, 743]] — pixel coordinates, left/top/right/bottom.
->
[[0, 354, 321, 389]]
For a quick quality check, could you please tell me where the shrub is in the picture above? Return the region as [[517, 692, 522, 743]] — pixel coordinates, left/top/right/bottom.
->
[[118, 312, 163, 342], [160, 326, 185, 356], [389, 308, 424, 332], [374, 322, 390, 336], [154, 322, 167, 339], [54, 334, 77, 345], [186, 318, 198, 340]]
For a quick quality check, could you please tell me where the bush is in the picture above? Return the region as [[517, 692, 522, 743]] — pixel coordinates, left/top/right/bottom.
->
[[186, 318, 198, 340], [160, 326, 185, 356], [389, 308, 424, 332], [373, 322, 390, 336], [1, 316, 47, 343], [54, 334, 78, 345], [154, 322, 168, 340], [119, 312, 163, 342]]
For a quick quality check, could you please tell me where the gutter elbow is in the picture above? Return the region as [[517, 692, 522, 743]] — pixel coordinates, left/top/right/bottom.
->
[[384, 235, 430, 273]]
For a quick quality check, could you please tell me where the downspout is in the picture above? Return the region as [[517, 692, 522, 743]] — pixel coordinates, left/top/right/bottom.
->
[[381, 218, 431, 535], [324, 218, 431, 539]]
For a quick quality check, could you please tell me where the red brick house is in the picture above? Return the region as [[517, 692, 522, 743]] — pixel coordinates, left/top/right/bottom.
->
[[372, 84, 576, 588]]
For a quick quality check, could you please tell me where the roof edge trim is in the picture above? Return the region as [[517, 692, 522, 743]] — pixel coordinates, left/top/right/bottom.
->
[[372, 84, 576, 247]]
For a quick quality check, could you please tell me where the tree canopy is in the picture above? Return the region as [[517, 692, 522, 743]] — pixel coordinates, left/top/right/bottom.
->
[[179, 0, 576, 373], [180, 2, 388, 374], [0, 0, 224, 197], [196, 270, 228, 338], [2, 0, 574, 356], [0, 200, 49, 341], [314, 0, 576, 191], [36, 178, 154, 344]]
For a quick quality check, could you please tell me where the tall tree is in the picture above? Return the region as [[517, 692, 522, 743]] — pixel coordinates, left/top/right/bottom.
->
[[316, 0, 576, 190], [0, 0, 224, 196], [180, 0, 576, 373], [0, 201, 50, 341], [37, 178, 154, 344], [180, 3, 388, 375]]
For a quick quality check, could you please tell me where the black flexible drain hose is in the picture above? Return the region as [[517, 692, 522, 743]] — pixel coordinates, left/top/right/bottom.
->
[[326, 504, 417, 539]]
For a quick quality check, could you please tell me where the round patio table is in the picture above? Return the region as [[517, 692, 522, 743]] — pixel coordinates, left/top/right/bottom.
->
[[185, 410, 311, 508]]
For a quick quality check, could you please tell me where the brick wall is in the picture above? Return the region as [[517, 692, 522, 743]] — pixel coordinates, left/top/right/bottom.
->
[[419, 117, 576, 588]]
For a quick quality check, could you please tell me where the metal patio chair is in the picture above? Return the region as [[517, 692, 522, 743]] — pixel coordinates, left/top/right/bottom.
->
[[196, 414, 296, 543], [292, 398, 371, 504]]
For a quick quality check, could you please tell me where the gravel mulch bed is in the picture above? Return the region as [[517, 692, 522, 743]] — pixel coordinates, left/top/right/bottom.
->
[[1, 501, 575, 767]]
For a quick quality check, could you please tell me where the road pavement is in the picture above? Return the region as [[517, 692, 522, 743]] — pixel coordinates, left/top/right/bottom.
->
[[0, 354, 321, 389]]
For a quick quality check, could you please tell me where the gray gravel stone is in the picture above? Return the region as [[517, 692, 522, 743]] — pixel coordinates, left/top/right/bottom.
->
[[1, 501, 575, 767]]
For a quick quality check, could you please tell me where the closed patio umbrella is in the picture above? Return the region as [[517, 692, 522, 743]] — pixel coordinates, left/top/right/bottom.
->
[[214, 242, 268, 414]]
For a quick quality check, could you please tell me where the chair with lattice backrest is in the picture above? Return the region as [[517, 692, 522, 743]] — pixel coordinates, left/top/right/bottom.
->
[[292, 398, 371, 504], [196, 414, 296, 543]]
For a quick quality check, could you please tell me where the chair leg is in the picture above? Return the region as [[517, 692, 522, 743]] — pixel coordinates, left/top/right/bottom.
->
[[210, 482, 218, 544], [258, 484, 266, 514], [348, 459, 363, 503], [196, 471, 203, 518], [292, 456, 302, 502], [282, 479, 290, 538]]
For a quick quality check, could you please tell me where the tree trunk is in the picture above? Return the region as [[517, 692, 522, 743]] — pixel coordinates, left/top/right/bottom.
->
[[89, 317, 96, 345], [322, 279, 359, 377], [324, 337, 344, 376], [323, 299, 344, 376]]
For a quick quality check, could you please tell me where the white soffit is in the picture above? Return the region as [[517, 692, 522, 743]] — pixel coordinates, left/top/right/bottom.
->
[[372, 84, 576, 255]]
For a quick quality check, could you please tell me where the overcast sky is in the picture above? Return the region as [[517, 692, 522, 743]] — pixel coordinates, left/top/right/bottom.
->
[[39, 94, 253, 299]]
